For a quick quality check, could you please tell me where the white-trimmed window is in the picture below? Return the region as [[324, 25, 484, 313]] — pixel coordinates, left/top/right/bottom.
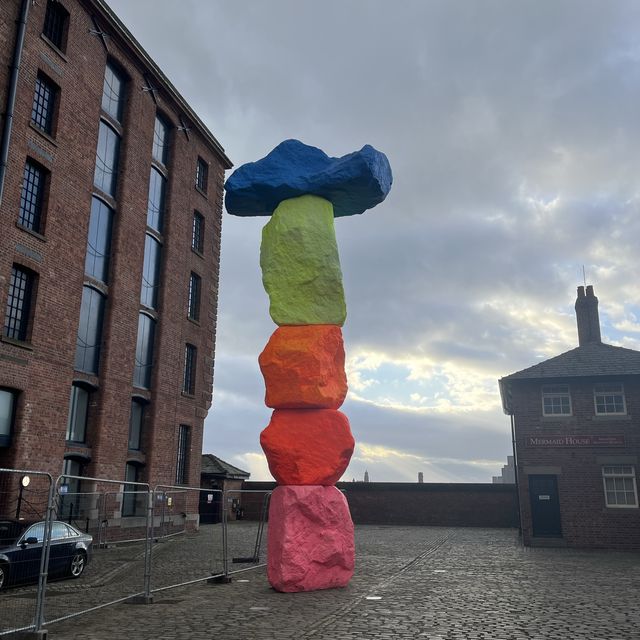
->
[[542, 385, 571, 416], [594, 383, 626, 415], [602, 466, 638, 508]]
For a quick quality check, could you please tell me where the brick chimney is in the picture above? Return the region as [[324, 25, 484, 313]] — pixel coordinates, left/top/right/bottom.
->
[[575, 285, 601, 345]]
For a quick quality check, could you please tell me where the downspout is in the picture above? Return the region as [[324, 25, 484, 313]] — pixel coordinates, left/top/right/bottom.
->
[[0, 0, 30, 208], [510, 412, 522, 536]]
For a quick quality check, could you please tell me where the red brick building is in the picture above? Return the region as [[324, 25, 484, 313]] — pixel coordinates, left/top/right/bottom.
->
[[500, 286, 640, 549], [0, 0, 231, 515]]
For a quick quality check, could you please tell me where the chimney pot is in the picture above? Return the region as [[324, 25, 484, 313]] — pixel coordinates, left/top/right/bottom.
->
[[577, 286, 585, 297]]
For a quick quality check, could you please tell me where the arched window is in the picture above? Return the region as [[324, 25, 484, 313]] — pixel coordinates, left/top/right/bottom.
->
[[75, 286, 105, 374]]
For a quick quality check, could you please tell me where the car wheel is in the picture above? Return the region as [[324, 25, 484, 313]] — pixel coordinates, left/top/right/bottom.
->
[[69, 551, 86, 578], [0, 562, 8, 590]]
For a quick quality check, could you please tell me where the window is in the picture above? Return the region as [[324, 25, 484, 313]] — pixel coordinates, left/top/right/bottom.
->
[[192, 211, 204, 254], [4, 266, 35, 341], [188, 273, 201, 321], [146, 167, 166, 233], [75, 286, 105, 374], [0, 388, 17, 447], [85, 197, 113, 284], [175, 425, 189, 485], [101, 63, 126, 124], [42, 0, 69, 52], [66, 384, 89, 443], [31, 74, 58, 135], [122, 463, 144, 517], [542, 385, 571, 416], [128, 399, 145, 451], [152, 115, 170, 166], [133, 313, 155, 389], [183, 344, 197, 395], [94, 120, 120, 197], [195, 157, 208, 193], [594, 383, 626, 415], [19, 160, 47, 233], [140, 234, 161, 309], [602, 466, 638, 508], [60, 457, 83, 518]]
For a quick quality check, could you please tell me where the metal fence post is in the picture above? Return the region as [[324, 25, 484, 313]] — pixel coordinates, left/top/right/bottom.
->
[[141, 487, 154, 603], [222, 490, 229, 579], [33, 474, 55, 634]]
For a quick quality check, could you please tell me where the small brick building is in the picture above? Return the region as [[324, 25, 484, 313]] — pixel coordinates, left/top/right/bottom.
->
[[0, 0, 231, 521], [500, 286, 640, 549]]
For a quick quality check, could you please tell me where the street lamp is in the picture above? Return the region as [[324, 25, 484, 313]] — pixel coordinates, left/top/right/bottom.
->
[[15, 474, 30, 520]]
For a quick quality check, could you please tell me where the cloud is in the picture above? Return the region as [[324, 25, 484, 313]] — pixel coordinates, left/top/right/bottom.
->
[[108, 0, 640, 481]]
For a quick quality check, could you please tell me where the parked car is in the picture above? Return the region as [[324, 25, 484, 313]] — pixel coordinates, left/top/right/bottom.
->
[[0, 519, 92, 590]]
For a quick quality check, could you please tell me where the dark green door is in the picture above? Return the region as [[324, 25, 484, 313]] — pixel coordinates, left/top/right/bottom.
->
[[529, 474, 562, 537]]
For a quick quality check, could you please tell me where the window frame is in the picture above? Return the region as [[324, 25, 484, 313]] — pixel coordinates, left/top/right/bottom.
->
[[0, 388, 18, 447], [175, 425, 190, 485], [594, 382, 627, 416], [101, 61, 126, 124], [192, 211, 204, 255], [195, 157, 208, 193], [18, 159, 48, 234], [183, 344, 197, 395], [541, 384, 572, 417], [42, 0, 70, 53], [140, 233, 162, 310], [146, 167, 166, 233], [187, 272, 201, 322], [152, 114, 170, 166], [85, 196, 114, 284], [94, 119, 121, 198], [128, 398, 146, 451], [122, 462, 145, 517], [65, 384, 90, 444], [4, 265, 36, 342], [31, 73, 59, 137], [602, 465, 638, 508], [133, 313, 156, 390], [74, 285, 105, 375]]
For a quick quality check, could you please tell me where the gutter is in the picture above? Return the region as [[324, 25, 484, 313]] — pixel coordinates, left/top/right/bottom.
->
[[0, 0, 30, 208]]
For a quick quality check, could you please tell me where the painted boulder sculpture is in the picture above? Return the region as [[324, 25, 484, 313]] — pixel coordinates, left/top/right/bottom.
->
[[225, 139, 392, 592]]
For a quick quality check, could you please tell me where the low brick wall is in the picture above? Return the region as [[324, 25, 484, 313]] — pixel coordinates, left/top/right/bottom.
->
[[242, 481, 519, 528]]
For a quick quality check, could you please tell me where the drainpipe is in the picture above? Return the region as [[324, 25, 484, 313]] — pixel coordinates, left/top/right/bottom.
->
[[510, 413, 522, 536], [0, 0, 30, 208]]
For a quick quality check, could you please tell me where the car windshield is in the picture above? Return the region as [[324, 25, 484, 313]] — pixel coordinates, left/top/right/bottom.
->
[[0, 520, 28, 546]]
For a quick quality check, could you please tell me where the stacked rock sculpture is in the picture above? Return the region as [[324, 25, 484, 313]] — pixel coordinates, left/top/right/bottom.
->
[[225, 139, 392, 592]]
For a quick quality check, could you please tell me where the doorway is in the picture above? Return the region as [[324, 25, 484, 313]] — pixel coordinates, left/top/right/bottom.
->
[[528, 474, 562, 537]]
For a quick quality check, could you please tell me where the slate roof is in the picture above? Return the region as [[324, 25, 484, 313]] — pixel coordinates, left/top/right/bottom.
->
[[201, 454, 250, 479], [499, 341, 640, 414]]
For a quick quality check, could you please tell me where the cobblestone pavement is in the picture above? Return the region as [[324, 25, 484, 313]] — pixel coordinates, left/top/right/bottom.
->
[[7, 526, 640, 640]]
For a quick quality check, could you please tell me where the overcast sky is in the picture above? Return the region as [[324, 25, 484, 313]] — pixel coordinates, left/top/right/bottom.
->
[[109, 0, 640, 482]]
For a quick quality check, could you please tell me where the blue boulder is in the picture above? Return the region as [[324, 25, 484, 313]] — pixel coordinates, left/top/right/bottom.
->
[[225, 139, 392, 217]]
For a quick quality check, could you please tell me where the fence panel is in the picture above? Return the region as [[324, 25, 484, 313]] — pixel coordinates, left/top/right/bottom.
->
[[0, 468, 53, 637], [223, 489, 271, 577], [147, 486, 224, 594], [39, 475, 152, 627]]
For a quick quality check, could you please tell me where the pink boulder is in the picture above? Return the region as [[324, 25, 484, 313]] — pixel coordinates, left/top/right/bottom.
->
[[260, 409, 354, 485], [267, 485, 355, 592]]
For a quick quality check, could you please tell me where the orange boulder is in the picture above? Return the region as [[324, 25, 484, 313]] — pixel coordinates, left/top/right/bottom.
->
[[260, 409, 354, 485], [259, 325, 347, 409]]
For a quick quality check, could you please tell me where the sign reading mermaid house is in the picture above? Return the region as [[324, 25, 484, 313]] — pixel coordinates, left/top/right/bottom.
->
[[225, 140, 392, 593], [527, 435, 626, 447]]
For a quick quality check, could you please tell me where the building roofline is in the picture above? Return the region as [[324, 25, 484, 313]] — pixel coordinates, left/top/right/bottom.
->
[[91, 0, 232, 169]]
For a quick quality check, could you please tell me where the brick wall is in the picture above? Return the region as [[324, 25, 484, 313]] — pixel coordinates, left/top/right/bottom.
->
[[0, 0, 229, 504], [512, 377, 640, 550], [242, 481, 519, 528]]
